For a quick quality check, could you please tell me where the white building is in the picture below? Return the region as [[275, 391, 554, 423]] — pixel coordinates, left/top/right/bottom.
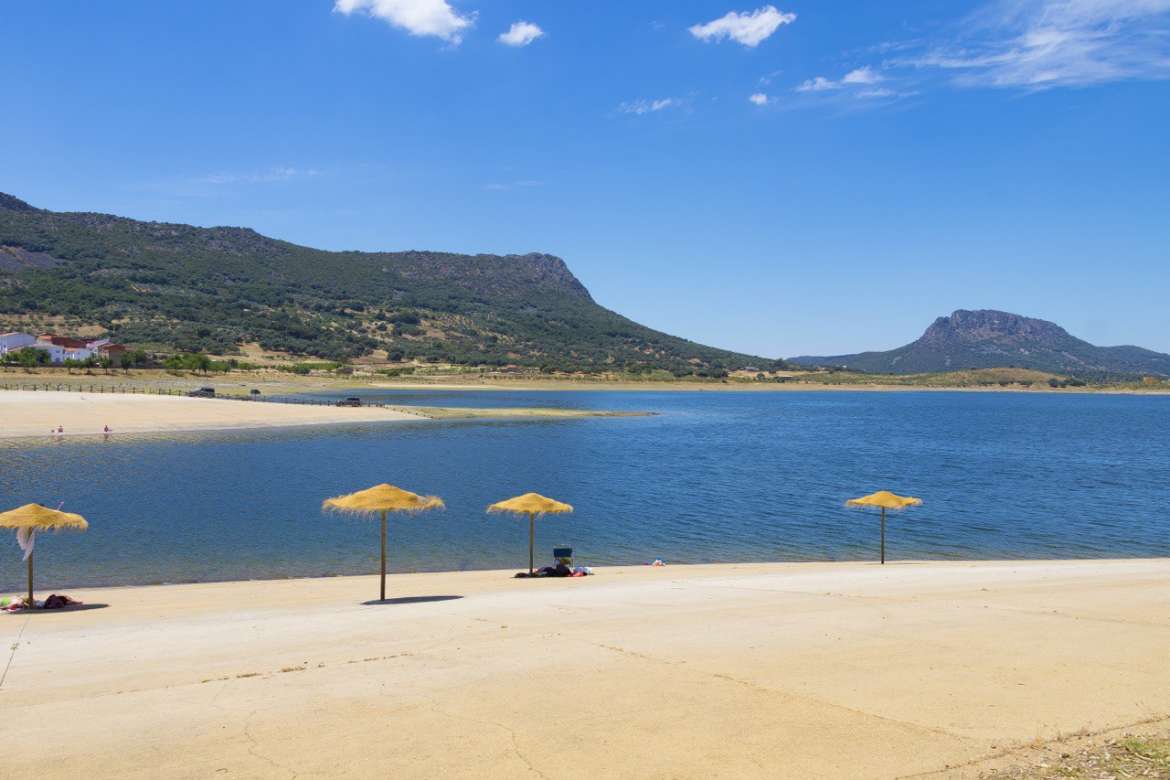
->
[[0, 332, 37, 356], [35, 343, 68, 363], [1, 332, 97, 363]]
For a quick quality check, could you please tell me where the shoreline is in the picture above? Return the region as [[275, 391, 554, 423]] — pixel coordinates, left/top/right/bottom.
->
[[5, 557, 1169, 778], [6, 555, 1168, 597], [0, 390, 646, 439], [5, 367, 1170, 396]]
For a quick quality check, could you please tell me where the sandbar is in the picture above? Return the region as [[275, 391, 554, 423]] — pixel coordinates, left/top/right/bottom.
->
[[0, 390, 424, 438]]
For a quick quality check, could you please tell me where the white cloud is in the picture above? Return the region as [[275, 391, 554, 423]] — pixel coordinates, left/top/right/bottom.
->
[[197, 167, 320, 185], [689, 5, 796, 47], [498, 21, 544, 47], [797, 66, 885, 92], [842, 66, 883, 85], [901, 0, 1170, 88], [749, 92, 770, 105], [485, 179, 542, 192], [796, 76, 839, 92], [619, 97, 680, 115], [334, 0, 474, 45]]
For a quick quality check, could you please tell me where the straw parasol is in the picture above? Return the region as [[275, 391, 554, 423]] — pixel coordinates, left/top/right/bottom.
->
[[0, 503, 88, 607], [487, 493, 574, 576], [846, 491, 922, 564], [322, 484, 444, 601]]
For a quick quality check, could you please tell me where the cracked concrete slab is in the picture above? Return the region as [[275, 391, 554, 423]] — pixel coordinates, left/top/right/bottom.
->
[[1, 559, 1168, 778]]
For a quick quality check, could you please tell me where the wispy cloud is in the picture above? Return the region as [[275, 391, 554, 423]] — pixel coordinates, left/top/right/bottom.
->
[[619, 97, 681, 115], [498, 20, 544, 47], [749, 92, 770, 105], [689, 5, 796, 48], [195, 167, 321, 186], [899, 0, 1170, 89], [333, 0, 474, 45], [796, 66, 885, 92], [484, 179, 542, 192]]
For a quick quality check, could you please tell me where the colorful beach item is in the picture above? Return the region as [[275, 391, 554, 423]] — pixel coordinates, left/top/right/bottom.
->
[[487, 493, 574, 576], [322, 484, 444, 601], [846, 491, 922, 565], [0, 503, 88, 607]]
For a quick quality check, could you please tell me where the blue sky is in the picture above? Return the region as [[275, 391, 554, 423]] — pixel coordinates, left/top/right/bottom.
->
[[3, 1, 1169, 357]]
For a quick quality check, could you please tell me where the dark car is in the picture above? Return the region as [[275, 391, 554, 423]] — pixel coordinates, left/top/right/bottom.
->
[[187, 387, 216, 398], [336, 396, 362, 407]]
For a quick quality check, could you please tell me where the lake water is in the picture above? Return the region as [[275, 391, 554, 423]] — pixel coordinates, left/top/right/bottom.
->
[[2, 390, 1169, 590]]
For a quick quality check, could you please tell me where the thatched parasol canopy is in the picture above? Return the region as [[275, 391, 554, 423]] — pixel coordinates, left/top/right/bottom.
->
[[846, 491, 922, 564], [1, 503, 88, 607], [487, 493, 574, 575], [487, 493, 573, 517], [846, 491, 923, 511], [0, 503, 88, 531], [322, 483, 444, 515], [322, 484, 444, 602]]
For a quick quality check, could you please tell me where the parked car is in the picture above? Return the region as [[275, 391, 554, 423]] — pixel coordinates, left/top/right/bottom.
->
[[187, 387, 216, 398], [336, 396, 362, 407]]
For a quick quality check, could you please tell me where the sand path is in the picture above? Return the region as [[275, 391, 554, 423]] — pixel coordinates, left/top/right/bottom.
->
[[2, 559, 1168, 778]]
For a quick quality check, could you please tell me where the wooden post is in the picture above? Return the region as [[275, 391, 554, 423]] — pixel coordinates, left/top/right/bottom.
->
[[27, 551, 34, 607], [880, 508, 886, 565], [380, 510, 388, 601], [528, 513, 535, 575]]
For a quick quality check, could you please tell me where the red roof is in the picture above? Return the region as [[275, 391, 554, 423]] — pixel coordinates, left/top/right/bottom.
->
[[39, 335, 90, 349]]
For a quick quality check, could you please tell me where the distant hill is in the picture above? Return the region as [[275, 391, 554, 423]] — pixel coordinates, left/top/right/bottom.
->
[[0, 192, 768, 373], [789, 309, 1170, 378]]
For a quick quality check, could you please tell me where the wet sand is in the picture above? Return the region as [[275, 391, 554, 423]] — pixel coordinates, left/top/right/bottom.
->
[[2, 559, 1168, 778]]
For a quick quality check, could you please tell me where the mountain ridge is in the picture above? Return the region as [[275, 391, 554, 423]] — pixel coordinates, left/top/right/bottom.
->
[[790, 309, 1170, 378], [0, 192, 766, 373]]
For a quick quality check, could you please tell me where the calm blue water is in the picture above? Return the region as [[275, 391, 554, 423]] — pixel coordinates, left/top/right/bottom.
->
[[2, 390, 1169, 590]]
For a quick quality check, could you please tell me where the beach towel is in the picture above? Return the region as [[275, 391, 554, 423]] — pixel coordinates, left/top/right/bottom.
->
[[16, 527, 35, 562]]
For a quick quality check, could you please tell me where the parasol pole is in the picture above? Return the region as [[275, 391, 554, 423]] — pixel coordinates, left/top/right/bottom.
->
[[880, 507, 886, 565], [528, 512, 535, 575], [380, 510, 388, 601], [27, 551, 34, 606]]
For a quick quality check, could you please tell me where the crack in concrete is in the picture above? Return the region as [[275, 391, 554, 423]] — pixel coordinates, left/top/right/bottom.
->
[[0, 614, 31, 691], [595, 641, 970, 743], [242, 708, 299, 780], [896, 712, 1170, 779], [425, 700, 549, 779]]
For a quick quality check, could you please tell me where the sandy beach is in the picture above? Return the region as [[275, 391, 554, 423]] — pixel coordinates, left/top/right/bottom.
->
[[0, 390, 426, 438], [0, 390, 647, 439], [2, 559, 1168, 778]]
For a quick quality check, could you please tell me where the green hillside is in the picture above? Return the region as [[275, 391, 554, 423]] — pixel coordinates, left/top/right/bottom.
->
[[0, 193, 769, 374]]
